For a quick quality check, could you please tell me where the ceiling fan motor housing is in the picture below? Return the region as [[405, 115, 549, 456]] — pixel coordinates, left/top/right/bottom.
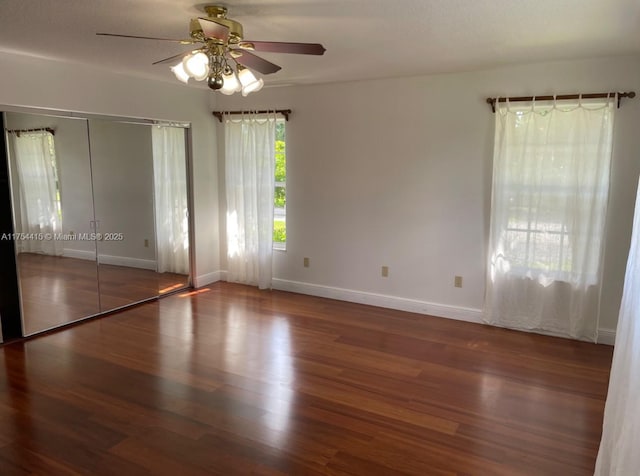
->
[[190, 5, 243, 44]]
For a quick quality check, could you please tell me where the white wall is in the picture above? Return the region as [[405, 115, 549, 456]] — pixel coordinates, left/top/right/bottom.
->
[[214, 55, 640, 338], [0, 51, 220, 285]]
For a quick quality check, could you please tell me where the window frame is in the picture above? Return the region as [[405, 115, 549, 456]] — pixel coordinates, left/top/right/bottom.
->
[[492, 100, 613, 286]]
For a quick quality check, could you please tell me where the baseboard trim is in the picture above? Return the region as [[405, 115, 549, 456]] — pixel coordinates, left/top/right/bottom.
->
[[63, 249, 157, 271], [194, 270, 226, 288], [98, 254, 156, 271], [597, 328, 616, 346], [272, 278, 484, 324], [212, 274, 616, 344], [63, 249, 95, 261]]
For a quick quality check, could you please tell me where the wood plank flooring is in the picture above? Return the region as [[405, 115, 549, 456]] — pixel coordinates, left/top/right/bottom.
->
[[0, 282, 613, 475], [17, 253, 188, 335]]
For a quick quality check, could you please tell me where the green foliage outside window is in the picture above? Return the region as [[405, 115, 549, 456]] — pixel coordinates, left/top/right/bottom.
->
[[274, 132, 286, 208], [273, 121, 286, 244], [273, 220, 286, 243]]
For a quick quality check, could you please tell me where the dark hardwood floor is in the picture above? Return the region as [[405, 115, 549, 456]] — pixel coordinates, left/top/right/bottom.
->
[[0, 282, 613, 475], [17, 253, 188, 335]]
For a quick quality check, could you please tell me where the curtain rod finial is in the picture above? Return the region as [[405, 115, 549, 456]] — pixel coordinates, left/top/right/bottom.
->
[[486, 98, 497, 113]]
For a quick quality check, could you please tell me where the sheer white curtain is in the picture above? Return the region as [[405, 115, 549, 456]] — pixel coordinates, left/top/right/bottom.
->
[[224, 112, 276, 289], [11, 131, 62, 256], [484, 98, 615, 341], [595, 177, 640, 475], [152, 126, 189, 274]]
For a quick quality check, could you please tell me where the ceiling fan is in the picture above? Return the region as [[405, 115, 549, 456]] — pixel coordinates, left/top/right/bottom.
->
[[97, 4, 326, 95]]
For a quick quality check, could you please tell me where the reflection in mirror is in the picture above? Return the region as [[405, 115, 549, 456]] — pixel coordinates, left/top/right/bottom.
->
[[3, 110, 191, 336], [89, 119, 159, 310], [5, 112, 100, 335], [89, 120, 190, 311]]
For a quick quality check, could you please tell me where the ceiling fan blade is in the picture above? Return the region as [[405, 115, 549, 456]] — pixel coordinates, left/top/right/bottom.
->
[[238, 41, 326, 55], [97, 33, 195, 44], [152, 48, 203, 65], [197, 18, 230, 42], [232, 50, 281, 75]]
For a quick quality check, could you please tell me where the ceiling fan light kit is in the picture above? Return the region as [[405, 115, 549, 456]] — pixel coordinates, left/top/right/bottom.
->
[[220, 68, 241, 95], [97, 4, 326, 96], [237, 66, 264, 96], [170, 63, 190, 84], [182, 52, 209, 81]]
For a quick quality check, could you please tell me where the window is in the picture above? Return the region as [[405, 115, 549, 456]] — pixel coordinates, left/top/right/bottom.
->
[[273, 119, 286, 250], [484, 99, 615, 341], [490, 101, 614, 286]]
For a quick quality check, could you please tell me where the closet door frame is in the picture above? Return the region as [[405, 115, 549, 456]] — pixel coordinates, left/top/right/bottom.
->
[[0, 112, 21, 341], [0, 106, 194, 342]]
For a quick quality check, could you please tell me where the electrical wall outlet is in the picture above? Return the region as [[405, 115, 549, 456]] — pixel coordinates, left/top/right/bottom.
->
[[303, 257, 310, 268], [381, 266, 389, 277], [454, 275, 463, 288], [144, 239, 149, 248]]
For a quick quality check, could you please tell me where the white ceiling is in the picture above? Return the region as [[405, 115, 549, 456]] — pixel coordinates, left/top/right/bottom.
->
[[1, 0, 639, 89]]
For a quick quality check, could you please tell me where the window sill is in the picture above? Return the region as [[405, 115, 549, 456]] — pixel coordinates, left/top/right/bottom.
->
[[501, 265, 597, 287], [273, 242, 286, 252]]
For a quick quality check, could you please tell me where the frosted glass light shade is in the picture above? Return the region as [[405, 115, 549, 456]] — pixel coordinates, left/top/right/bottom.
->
[[237, 67, 258, 88], [183, 52, 209, 81], [171, 62, 190, 84], [220, 70, 241, 95], [238, 67, 263, 96], [242, 77, 264, 96]]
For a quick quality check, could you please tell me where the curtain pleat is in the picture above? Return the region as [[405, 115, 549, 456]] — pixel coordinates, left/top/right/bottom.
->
[[595, 176, 640, 475], [151, 126, 189, 274], [484, 100, 615, 341], [11, 132, 63, 256], [225, 113, 276, 289]]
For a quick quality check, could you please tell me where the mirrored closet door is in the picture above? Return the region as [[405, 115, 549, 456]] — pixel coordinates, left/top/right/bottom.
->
[[2, 109, 192, 336], [5, 112, 100, 335], [89, 119, 190, 311]]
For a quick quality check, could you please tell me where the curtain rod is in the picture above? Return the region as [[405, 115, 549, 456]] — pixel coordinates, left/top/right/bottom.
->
[[486, 92, 636, 112], [5, 127, 55, 137], [212, 109, 292, 123]]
